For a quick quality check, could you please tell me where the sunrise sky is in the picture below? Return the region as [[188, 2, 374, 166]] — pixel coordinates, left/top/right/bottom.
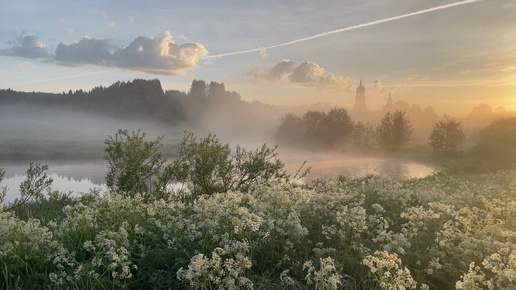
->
[[1, 0, 515, 116]]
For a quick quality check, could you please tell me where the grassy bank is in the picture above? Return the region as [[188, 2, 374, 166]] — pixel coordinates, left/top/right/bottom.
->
[[1, 169, 515, 289], [0, 138, 181, 161]]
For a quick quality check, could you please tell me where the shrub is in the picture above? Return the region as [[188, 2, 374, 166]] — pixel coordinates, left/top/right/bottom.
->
[[428, 116, 466, 151], [470, 117, 516, 172]]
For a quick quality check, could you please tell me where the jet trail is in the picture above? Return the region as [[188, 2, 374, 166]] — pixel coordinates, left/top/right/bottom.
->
[[202, 0, 481, 60]]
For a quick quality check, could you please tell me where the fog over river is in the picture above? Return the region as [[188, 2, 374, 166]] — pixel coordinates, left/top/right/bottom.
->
[[1, 155, 436, 204]]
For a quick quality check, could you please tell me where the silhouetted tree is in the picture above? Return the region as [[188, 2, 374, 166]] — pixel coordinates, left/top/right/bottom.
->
[[275, 113, 304, 146], [352, 121, 375, 149], [471, 117, 516, 172], [376, 110, 413, 152], [325, 107, 354, 147], [302, 110, 328, 148], [428, 116, 466, 151]]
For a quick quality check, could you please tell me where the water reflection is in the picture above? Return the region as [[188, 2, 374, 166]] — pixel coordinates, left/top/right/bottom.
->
[[281, 152, 436, 181], [1, 161, 107, 204], [2, 173, 107, 204]]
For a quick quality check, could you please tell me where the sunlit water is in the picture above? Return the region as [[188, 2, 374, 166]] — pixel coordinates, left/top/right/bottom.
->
[[0, 156, 436, 204], [280, 152, 436, 181]]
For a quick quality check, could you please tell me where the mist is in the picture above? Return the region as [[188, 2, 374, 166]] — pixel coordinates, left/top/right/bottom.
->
[[1, 77, 515, 187]]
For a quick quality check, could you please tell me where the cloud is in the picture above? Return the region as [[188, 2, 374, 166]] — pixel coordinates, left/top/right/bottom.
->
[[407, 75, 428, 80], [290, 62, 325, 84], [16, 61, 32, 68], [248, 60, 354, 90], [371, 79, 408, 94], [1, 31, 208, 76], [113, 31, 208, 75], [258, 47, 267, 58], [107, 21, 116, 29], [63, 28, 75, 35], [0, 35, 51, 59], [55, 36, 116, 65]]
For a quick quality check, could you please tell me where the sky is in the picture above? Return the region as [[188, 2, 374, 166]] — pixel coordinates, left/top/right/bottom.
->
[[1, 0, 515, 116]]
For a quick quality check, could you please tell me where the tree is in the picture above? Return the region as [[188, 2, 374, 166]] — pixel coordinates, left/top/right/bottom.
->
[[376, 110, 413, 152], [158, 131, 294, 199], [275, 113, 304, 146], [104, 129, 165, 198], [471, 117, 516, 172], [351, 121, 375, 149], [1, 163, 53, 211], [325, 107, 354, 146], [428, 116, 466, 151]]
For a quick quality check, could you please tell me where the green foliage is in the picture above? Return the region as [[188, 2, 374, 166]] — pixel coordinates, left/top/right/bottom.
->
[[0, 168, 5, 204], [159, 131, 292, 199], [2, 169, 516, 289], [3, 163, 53, 212], [276, 106, 355, 150], [105, 129, 166, 199], [275, 113, 304, 145], [351, 121, 375, 149], [470, 117, 516, 172], [376, 110, 414, 152], [106, 129, 300, 201], [428, 116, 466, 151]]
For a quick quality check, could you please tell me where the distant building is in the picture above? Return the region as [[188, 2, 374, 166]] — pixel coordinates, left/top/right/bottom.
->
[[353, 80, 367, 111], [382, 91, 394, 112]]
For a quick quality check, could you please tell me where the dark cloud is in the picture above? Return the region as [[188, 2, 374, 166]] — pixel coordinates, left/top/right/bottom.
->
[[1, 31, 208, 76], [269, 60, 295, 79], [0, 35, 51, 59], [55, 37, 116, 65]]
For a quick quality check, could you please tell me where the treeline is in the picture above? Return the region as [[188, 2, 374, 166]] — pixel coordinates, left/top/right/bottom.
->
[[0, 79, 254, 124], [275, 107, 412, 152], [277, 106, 516, 173]]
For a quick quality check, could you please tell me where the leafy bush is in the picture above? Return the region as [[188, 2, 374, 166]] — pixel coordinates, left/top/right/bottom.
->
[[428, 116, 466, 151], [158, 131, 301, 199], [470, 117, 516, 172], [105, 129, 165, 199], [376, 110, 414, 152], [105, 130, 304, 201]]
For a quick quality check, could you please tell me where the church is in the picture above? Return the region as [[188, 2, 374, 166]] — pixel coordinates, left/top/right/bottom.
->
[[350, 80, 393, 124]]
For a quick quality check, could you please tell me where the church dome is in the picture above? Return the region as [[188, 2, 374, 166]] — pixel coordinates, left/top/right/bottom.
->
[[356, 80, 365, 95]]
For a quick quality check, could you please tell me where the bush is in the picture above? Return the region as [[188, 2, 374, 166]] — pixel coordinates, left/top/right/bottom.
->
[[104, 129, 165, 199], [376, 110, 413, 152], [428, 116, 465, 151], [470, 117, 516, 172], [158, 131, 299, 199], [105, 130, 304, 201]]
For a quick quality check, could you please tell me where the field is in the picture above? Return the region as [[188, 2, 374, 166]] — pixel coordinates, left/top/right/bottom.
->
[[2, 169, 515, 289]]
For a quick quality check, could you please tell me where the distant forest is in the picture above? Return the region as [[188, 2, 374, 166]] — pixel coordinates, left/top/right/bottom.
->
[[0, 79, 254, 125]]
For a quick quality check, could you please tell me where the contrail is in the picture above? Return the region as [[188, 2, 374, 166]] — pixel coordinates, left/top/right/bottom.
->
[[26, 69, 121, 83], [202, 0, 481, 60]]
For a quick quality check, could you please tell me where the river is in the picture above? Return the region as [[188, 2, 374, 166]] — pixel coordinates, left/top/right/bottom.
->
[[1, 156, 436, 204]]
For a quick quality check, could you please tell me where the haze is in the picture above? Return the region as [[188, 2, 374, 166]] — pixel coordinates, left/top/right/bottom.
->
[[1, 0, 515, 116]]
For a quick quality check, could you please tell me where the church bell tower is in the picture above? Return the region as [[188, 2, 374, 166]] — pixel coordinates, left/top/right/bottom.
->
[[354, 80, 367, 111]]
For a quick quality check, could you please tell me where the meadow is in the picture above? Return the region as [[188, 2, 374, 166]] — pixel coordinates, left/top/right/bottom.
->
[[1, 168, 515, 289]]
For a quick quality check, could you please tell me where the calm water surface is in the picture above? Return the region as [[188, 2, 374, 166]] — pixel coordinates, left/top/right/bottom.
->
[[1, 155, 436, 204]]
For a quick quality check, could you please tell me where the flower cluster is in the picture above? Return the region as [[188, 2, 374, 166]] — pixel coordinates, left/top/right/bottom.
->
[[1, 168, 515, 289]]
